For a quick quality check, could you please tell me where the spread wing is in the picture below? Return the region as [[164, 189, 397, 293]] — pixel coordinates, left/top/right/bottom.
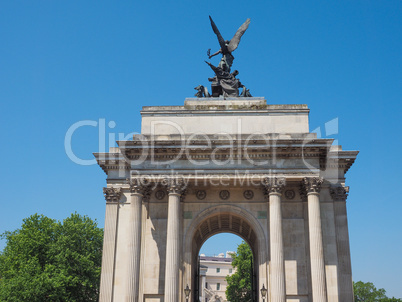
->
[[209, 16, 228, 53], [228, 18, 250, 53]]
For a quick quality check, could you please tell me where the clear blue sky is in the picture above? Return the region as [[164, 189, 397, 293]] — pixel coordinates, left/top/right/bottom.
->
[[1, 0, 401, 298]]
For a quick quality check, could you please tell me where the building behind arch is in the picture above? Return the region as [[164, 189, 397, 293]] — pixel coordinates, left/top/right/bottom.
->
[[199, 252, 235, 302]]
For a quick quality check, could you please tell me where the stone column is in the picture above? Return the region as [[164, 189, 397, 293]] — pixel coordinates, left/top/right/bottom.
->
[[126, 178, 150, 302], [99, 187, 122, 302], [201, 274, 206, 302], [263, 177, 286, 302], [302, 177, 327, 302], [164, 177, 186, 302], [331, 184, 354, 301]]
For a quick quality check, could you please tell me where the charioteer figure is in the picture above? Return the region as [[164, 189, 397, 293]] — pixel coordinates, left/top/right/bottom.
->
[[206, 62, 251, 98], [208, 16, 250, 73]]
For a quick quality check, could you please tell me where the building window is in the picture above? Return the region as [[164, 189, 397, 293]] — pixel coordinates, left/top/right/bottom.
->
[[216, 268, 220, 273], [229, 268, 232, 274], [217, 283, 220, 290], [205, 282, 208, 288]]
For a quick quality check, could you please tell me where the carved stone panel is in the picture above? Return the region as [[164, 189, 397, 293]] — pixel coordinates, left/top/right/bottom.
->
[[284, 190, 295, 200], [219, 190, 230, 200], [243, 190, 254, 200], [196, 190, 207, 200], [155, 190, 166, 200]]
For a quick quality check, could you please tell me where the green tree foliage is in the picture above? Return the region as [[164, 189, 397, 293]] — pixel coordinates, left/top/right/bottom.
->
[[0, 213, 103, 302], [353, 281, 402, 302], [225, 241, 253, 302]]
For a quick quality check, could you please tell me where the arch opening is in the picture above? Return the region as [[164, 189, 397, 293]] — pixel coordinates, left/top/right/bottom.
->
[[188, 211, 263, 302], [197, 233, 254, 302]]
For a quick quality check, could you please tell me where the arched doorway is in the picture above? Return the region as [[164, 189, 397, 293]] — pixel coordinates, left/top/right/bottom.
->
[[197, 233, 253, 302], [183, 205, 268, 302]]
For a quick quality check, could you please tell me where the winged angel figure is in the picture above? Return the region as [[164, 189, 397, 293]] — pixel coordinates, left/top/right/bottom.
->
[[208, 16, 251, 72]]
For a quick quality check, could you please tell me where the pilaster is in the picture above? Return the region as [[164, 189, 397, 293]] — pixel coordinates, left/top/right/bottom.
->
[[331, 184, 353, 301], [99, 187, 122, 302]]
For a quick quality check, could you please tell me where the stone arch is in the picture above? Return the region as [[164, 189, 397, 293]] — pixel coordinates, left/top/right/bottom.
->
[[183, 204, 268, 301], [194, 213, 257, 250]]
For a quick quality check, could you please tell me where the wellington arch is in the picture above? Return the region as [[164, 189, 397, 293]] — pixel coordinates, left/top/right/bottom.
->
[[94, 97, 358, 302]]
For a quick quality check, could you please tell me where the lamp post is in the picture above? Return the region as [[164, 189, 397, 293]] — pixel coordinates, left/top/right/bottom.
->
[[260, 284, 267, 302], [241, 288, 247, 298], [184, 284, 191, 302]]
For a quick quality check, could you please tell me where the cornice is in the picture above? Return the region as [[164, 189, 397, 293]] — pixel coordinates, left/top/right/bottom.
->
[[324, 150, 359, 174], [140, 102, 310, 116], [94, 139, 358, 176]]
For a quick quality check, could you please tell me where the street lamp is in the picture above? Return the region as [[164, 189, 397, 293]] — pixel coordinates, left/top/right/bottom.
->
[[260, 284, 267, 302], [241, 288, 247, 297], [184, 284, 191, 302]]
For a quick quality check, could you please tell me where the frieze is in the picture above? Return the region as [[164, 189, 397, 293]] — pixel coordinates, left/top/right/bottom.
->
[[125, 152, 325, 161]]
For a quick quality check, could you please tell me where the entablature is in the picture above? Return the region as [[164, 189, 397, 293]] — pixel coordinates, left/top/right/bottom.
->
[[115, 136, 334, 160]]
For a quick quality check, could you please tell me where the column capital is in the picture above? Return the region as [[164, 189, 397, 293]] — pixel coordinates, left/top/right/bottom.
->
[[300, 177, 323, 200], [330, 184, 349, 201], [103, 187, 122, 203], [163, 177, 187, 196], [261, 177, 286, 197], [128, 177, 151, 202]]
